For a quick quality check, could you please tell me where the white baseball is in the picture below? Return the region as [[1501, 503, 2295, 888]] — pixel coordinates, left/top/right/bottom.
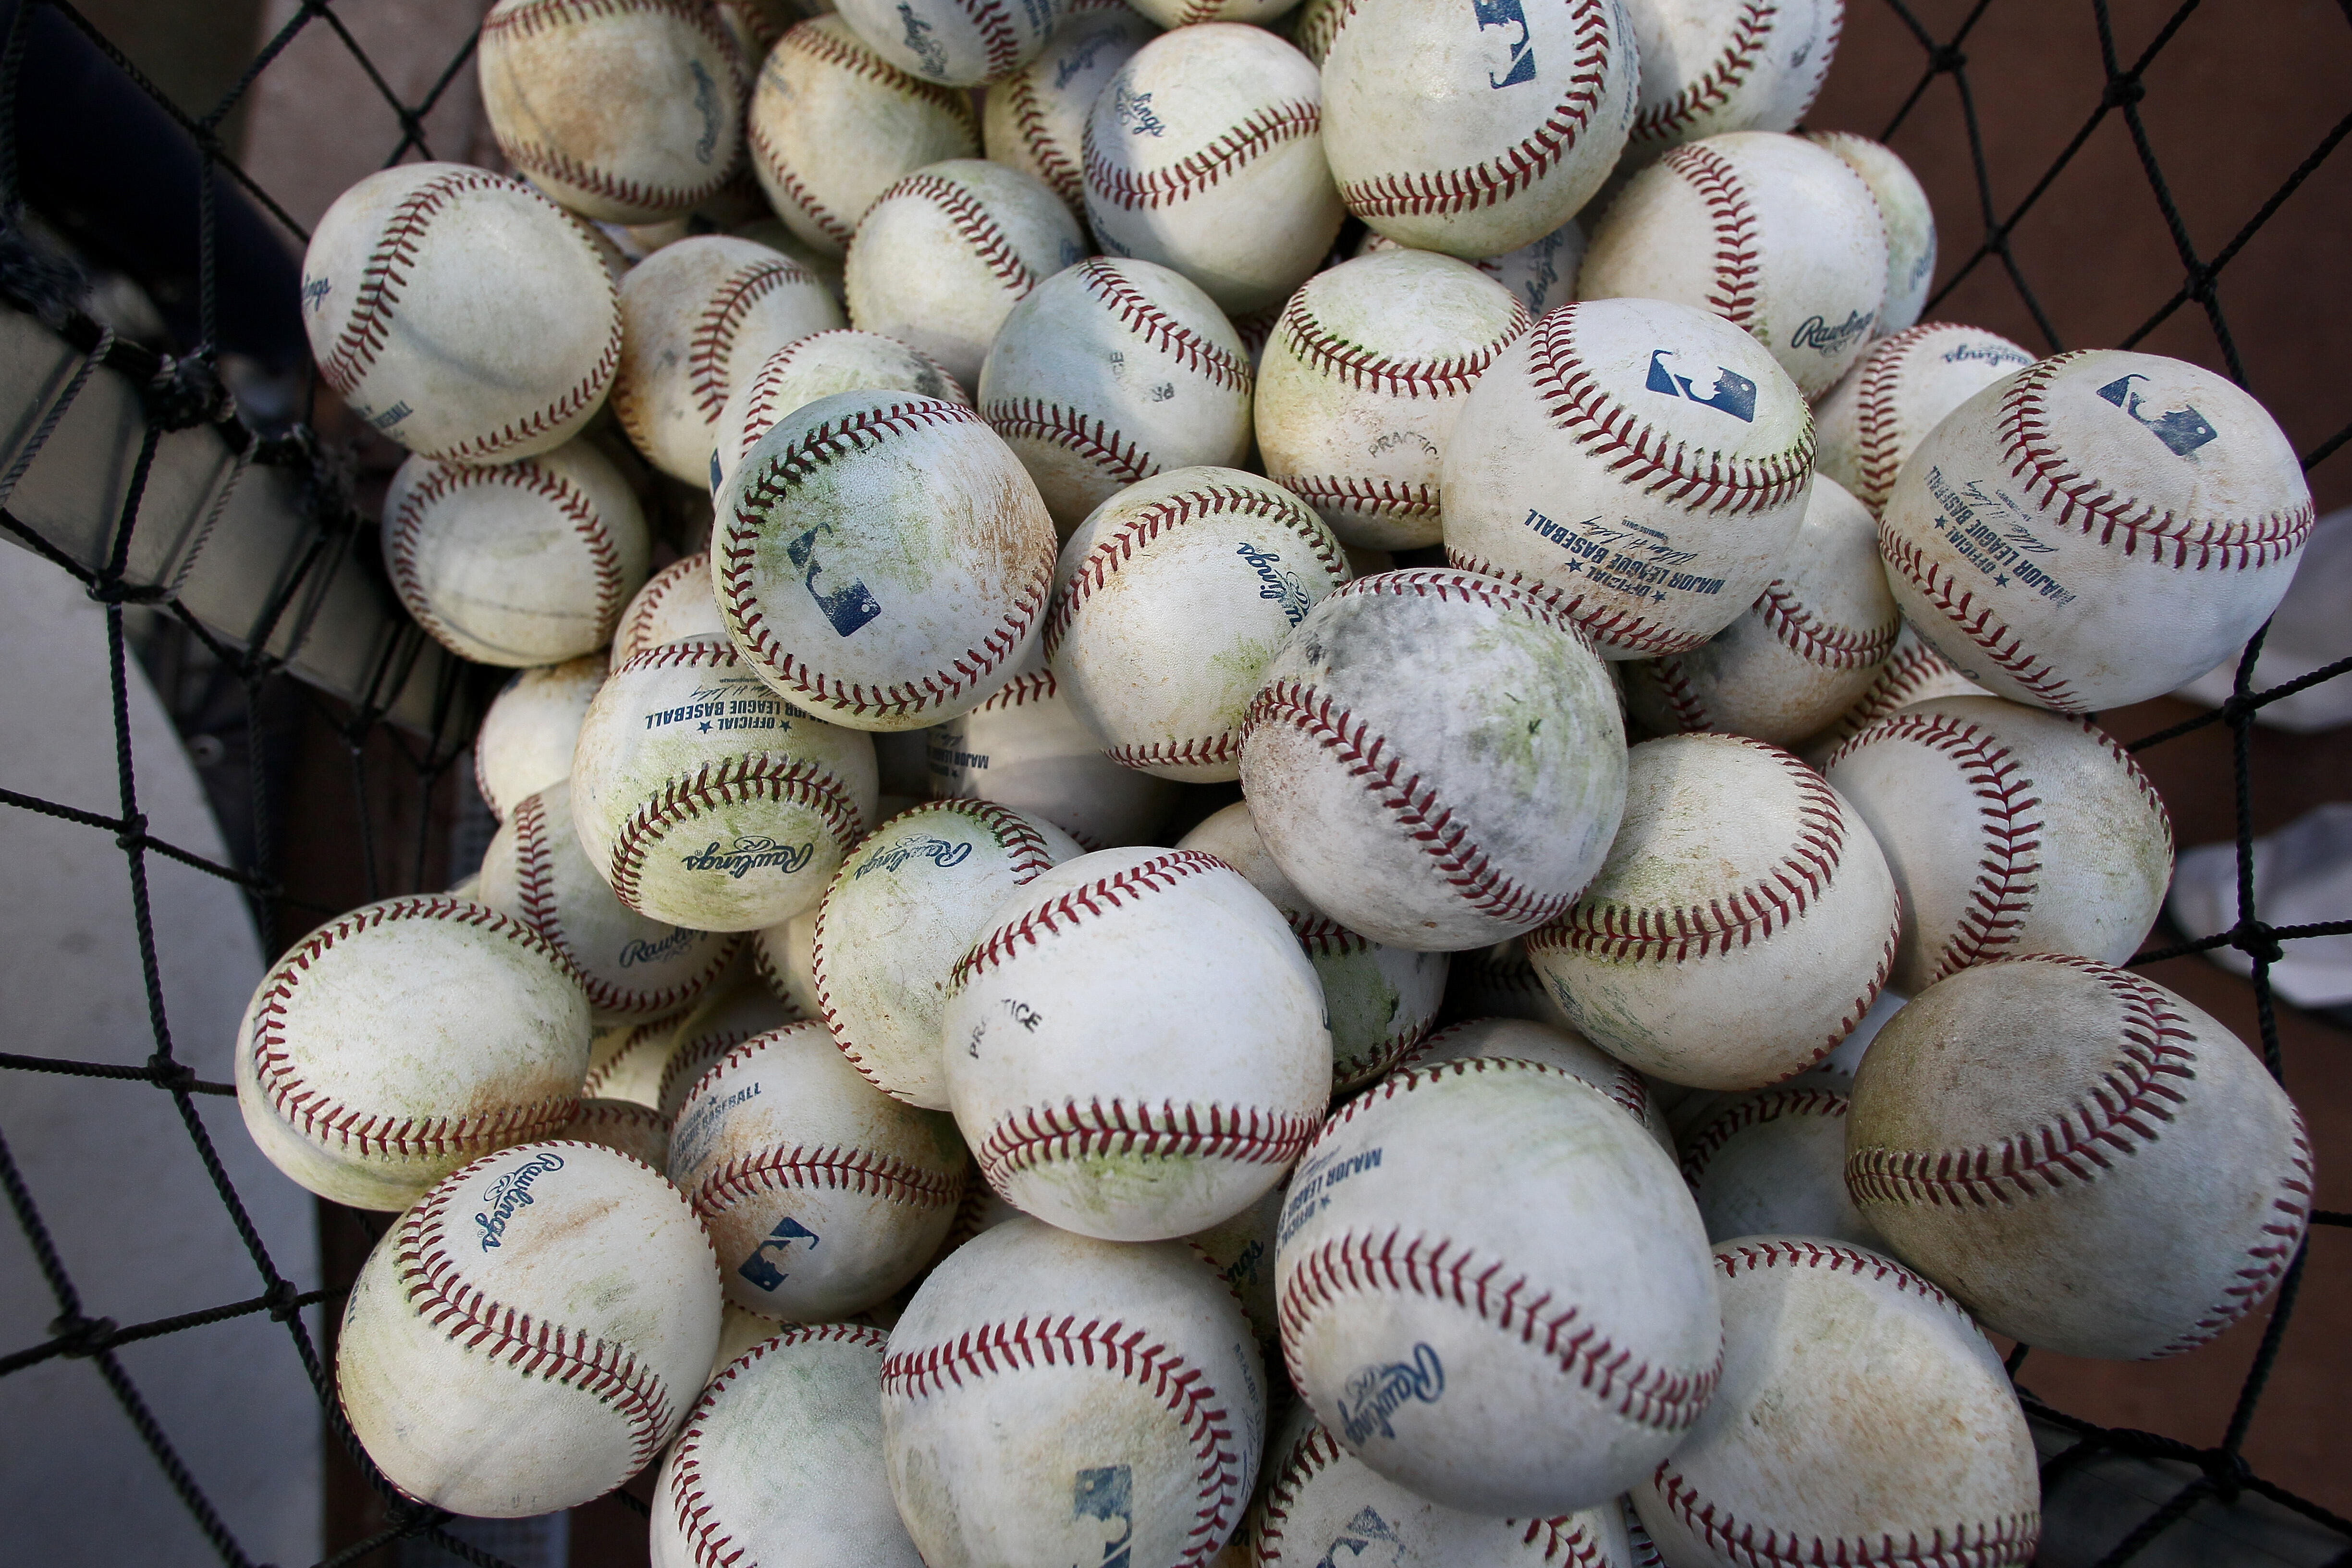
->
[[1045, 467, 1348, 781], [479, 779, 741, 1021], [1797, 622, 1984, 765], [1813, 322, 2034, 514], [301, 163, 619, 462], [943, 846, 1330, 1239], [882, 1218, 1267, 1568], [478, 0, 747, 224], [748, 17, 981, 258], [1438, 296, 1815, 659], [1178, 800, 1447, 1092], [731, 211, 849, 303], [1619, 474, 1899, 747], [1677, 1084, 1877, 1247], [335, 1142, 720, 1516], [1254, 251, 1531, 550], [583, 1015, 686, 1107], [1581, 131, 1886, 399], [1240, 569, 1629, 950], [980, 255, 1255, 535], [1848, 955, 2314, 1359], [1275, 1057, 1720, 1513], [1802, 129, 1934, 336], [924, 662, 1184, 847], [715, 391, 1056, 730], [1362, 217, 1589, 321], [234, 896, 591, 1211], [752, 907, 824, 1017], [1878, 349, 2314, 711], [555, 1097, 672, 1170], [611, 550, 727, 670], [1250, 1404, 1636, 1567], [1397, 1017, 1669, 1151], [659, 966, 803, 1118], [711, 328, 969, 494], [1083, 24, 1344, 316], [652, 1323, 924, 1568], [982, 0, 1160, 217], [813, 798, 1084, 1108], [1634, 1237, 2038, 1568], [669, 1020, 968, 1319], [1824, 695, 2172, 996], [844, 159, 1088, 386], [385, 438, 650, 668], [1617, 0, 1841, 164], [1320, 0, 1637, 259], [1439, 937, 1579, 1033], [1525, 733, 1899, 1090], [613, 235, 846, 484], [568, 640, 879, 931], [833, 0, 1064, 86]]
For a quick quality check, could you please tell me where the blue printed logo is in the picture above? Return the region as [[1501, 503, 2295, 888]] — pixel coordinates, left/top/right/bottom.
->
[[854, 834, 976, 877], [1646, 350, 1757, 422], [474, 1151, 564, 1251], [1473, 0, 1537, 87], [2096, 373, 2219, 457], [1335, 1343, 1445, 1446], [737, 1215, 819, 1291], [1316, 1507, 1405, 1568], [1074, 1466, 1133, 1568], [787, 521, 882, 636], [681, 837, 814, 879]]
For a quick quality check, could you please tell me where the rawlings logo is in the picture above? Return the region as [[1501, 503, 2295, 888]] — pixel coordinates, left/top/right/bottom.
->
[[689, 60, 721, 164], [1789, 309, 1875, 357], [1942, 340, 2032, 370], [616, 927, 699, 968], [896, 1, 949, 79], [681, 837, 815, 878], [300, 275, 331, 312], [1111, 81, 1165, 137], [1336, 1343, 1445, 1446], [855, 834, 975, 876], [474, 1151, 564, 1250], [1235, 542, 1316, 627]]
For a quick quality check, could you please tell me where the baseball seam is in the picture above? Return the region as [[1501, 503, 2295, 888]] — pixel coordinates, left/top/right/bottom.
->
[[1075, 259, 1253, 392], [2154, 1118, 2314, 1357], [1756, 582, 1901, 671], [975, 1099, 1320, 1186], [982, 396, 1155, 488], [954, 848, 1223, 983], [1661, 143, 1763, 332], [1629, 1, 1772, 146], [617, 551, 710, 664], [1085, 99, 1323, 212], [500, 137, 731, 220], [875, 171, 1039, 295], [1644, 653, 1716, 733], [1004, 66, 1084, 208], [1276, 289, 1532, 400], [1878, 527, 2082, 710], [1272, 473, 1439, 521], [1679, 1088, 1848, 1190], [1852, 325, 1940, 509], [609, 755, 866, 912], [690, 258, 823, 421], [692, 1140, 963, 1213], [389, 460, 627, 656]]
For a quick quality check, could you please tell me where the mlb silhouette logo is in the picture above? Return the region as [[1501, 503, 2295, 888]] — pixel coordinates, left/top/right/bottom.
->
[[2096, 373, 2219, 457], [1074, 1465, 1133, 1568], [736, 1215, 819, 1292], [1473, 0, 1537, 87], [1645, 350, 1758, 423]]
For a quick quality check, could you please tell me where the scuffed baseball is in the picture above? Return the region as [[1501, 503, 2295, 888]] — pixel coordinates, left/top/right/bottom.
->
[[711, 328, 968, 494], [813, 799, 1084, 1108], [924, 662, 1183, 847], [385, 438, 650, 667], [1617, 0, 1841, 164], [335, 1142, 720, 1516], [943, 847, 1331, 1239], [1185, 1177, 1286, 1352], [833, 0, 1063, 86], [715, 391, 1056, 731], [1439, 296, 1815, 659], [234, 897, 591, 1211], [1083, 24, 1344, 315], [1797, 623, 1984, 765], [1802, 128, 1933, 337], [611, 551, 727, 670], [1813, 323, 2034, 514], [1397, 1017, 1669, 1151], [1255, 251, 1531, 550], [1677, 1084, 1877, 1247], [979, 255, 1255, 535], [1877, 349, 2313, 712], [1320, 0, 1637, 259], [1363, 218, 1588, 322], [983, 0, 1160, 217], [301, 163, 619, 462], [1526, 733, 1899, 1090], [844, 159, 1088, 386], [1241, 569, 1629, 951], [751, 907, 824, 1017], [1129, 0, 1295, 22]]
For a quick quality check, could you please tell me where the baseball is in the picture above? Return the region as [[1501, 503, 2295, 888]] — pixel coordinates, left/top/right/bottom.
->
[[1178, 800, 1447, 1092], [659, 965, 803, 1118], [478, 0, 747, 224], [1239, 569, 1628, 951], [1046, 466, 1348, 782], [1618, 474, 1899, 747], [1319, 0, 1637, 259], [748, 17, 981, 257], [384, 437, 650, 668], [1184, 1176, 1286, 1352], [1254, 250, 1532, 551], [1525, 733, 1899, 1090], [882, 1217, 1266, 1568], [612, 235, 847, 485], [1877, 349, 2315, 712], [979, 255, 1255, 535], [1362, 218, 1589, 323], [582, 1015, 686, 1108], [1798, 623, 1984, 765], [1275, 1056, 1720, 1514], [234, 896, 591, 1211], [611, 551, 726, 669], [555, 1097, 672, 1169], [1803, 128, 1935, 336], [1438, 296, 1815, 659], [1438, 937, 1580, 1033], [1824, 695, 2173, 995], [752, 907, 824, 1018], [711, 328, 969, 494], [301, 162, 619, 462], [1580, 131, 1887, 399], [982, 0, 1160, 218], [714, 391, 1056, 731], [1677, 1082, 1879, 1247], [669, 1020, 968, 1320], [1396, 1017, 1670, 1150], [567, 639, 879, 931], [1634, 1238, 2038, 1568], [1249, 1404, 1634, 1567], [844, 159, 1087, 386], [1083, 24, 1344, 316], [942, 846, 1330, 1239], [652, 1323, 924, 1568], [335, 1141, 720, 1517], [813, 798, 1084, 1109], [924, 660, 1184, 848], [1617, 0, 1842, 164], [1847, 955, 2315, 1359], [1812, 322, 2035, 514], [833, 0, 1063, 86], [478, 779, 741, 1022]]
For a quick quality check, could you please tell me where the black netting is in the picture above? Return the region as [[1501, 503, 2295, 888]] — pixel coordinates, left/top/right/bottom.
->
[[0, 2, 2344, 1565]]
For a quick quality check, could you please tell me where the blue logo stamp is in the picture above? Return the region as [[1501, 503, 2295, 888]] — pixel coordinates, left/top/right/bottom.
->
[[1074, 1465, 1133, 1568], [2096, 373, 2219, 457], [474, 1151, 564, 1251], [737, 1215, 819, 1291], [1316, 1507, 1405, 1568], [786, 521, 882, 637], [1473, 0, 1537, 87], [1335, 1343, 1444, 1446], [1645, 350, 1757, 422]]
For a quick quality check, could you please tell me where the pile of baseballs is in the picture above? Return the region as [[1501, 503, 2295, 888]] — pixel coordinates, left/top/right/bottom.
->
[[249, 0, 2321, 1561]]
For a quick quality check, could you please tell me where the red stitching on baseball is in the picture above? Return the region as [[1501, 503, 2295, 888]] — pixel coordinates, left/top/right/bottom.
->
[[1851, 324, 1943, 509], [1335, 0, 1617, 219], [873, 171, 1039, 295], [975, 1099, 1319, 1187], [1678, 1087, 1847, 1190], [609, 755, 867, 912], [955, 848, 1225, 983], [1757, 582, 1900, 671], [1274, 474, 1439, 522], [501, 138, 732, 220], [882, 1315, 1248, 1568], [1813, 630, 1968, 753], [1877, 527, 2082, 710], [1085, 99, 1323, 211], [1396, 1024, 1649, 1123], [692, 1140, 962, 1213], [1277, 288, 1532, 399], [484, 0, 738, 53], [749, 110, 857, 250], [389, 458, 628, 653], [1659, 143, 1763, 331], [956, 0, 1022, 79], [1652, 1465, 2035, 1568], [689, 257, 825, 422], [1003, 64, 1083, 209], [1073, 259, 1254, 392], [1104, 734, 1243, 772], [1642, 652, 1716, 734], [983, 396, 1156, 487], [1628, 1, 1772, 147], [617, 551, 711, 664], [2153, 1118, 2313, 1357]]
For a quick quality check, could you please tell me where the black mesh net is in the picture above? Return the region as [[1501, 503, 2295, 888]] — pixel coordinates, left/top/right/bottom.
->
[[0, 1, 2344, 1565]]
